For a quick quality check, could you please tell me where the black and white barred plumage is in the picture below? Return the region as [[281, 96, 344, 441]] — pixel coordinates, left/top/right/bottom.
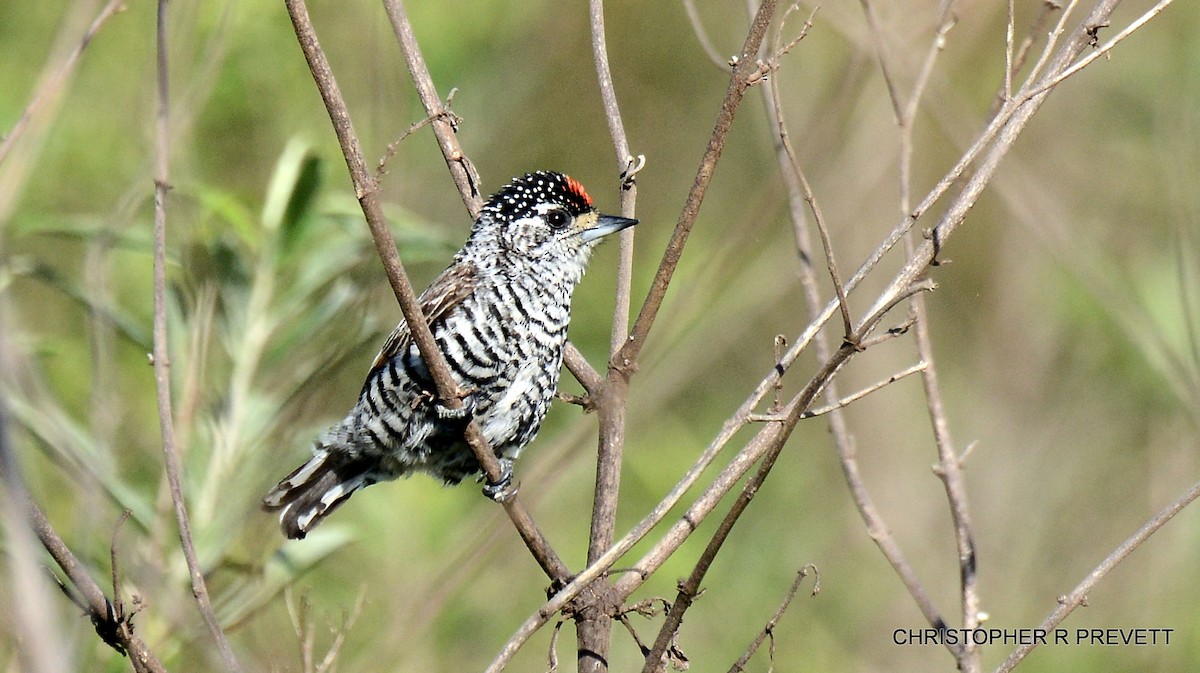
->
[[263, 172, 636, 539]]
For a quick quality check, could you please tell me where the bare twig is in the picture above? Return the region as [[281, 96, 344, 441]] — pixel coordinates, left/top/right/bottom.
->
[[913, 291, 981, 669], [1023, 0, 1080, 87], [0, 0, 126, 167], [0, 389, 77, 673], [994, 479, 1200, 673], [374, 104, 462, 183], [0, 393, 167, 673], [109, 509, 132, 627], [1005, 0, 1015, 101], [547, 620, 565, 673], [898, 6, 956, 214], [762, 5, 852, 340], [284, 0, 570, 583], [799, 361, 928, 418], [315, 588, 367, 673], [858, 0, 903, 122], [616, 0, 778, 371], [563, 343, 605, 400], [881, 2, 981, 668], [682, 0, 732, 71], [381, 0, 483, 218], [726, 565, 818, 673], [589, 0, 639, 352], [151, 2, 241, 670], [286, 590, 316, 673], [1024, 0, 1176, 98], [29, 500, 169, 672], [580, 1, 642, 668]]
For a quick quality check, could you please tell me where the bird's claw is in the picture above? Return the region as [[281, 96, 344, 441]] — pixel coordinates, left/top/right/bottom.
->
[[435, 389, 477, 421], [482, 458, 517, 502]]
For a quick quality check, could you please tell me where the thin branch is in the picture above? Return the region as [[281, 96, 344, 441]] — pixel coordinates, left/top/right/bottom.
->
[[315, 588, 367, 673], [1024, 0, 1176, 99], [913, 291, 981, 670], [858, 0, 904, 123], [283, 0, 570, 583], [990, 1, 1063, 117], [151, 2, 241, 670], [616, 0, 778, 370], [374, 104, 461, 183], [0, 390, 77, 673], [581, 1, 642, 667], [381, 0, 483, 218], [0, 0, 126, 167], [547, 620, 565, 673], [898, 6, 956, 214], [28, 499, 169, 673], [1024, 0, 1080, 86], [883, 4, 981, 666], [726, 565, 818, 673], [993, 478, 1200, 673], [799, 361, 928, 418], [109, 508, 132, 628], [682, 0, 732, 71], [563, 342, 605, 399], [1005, 0, 1015, 101], [763, 6, 852, 340], [0, 392, 167, 673], [589, 0, 639, 352]]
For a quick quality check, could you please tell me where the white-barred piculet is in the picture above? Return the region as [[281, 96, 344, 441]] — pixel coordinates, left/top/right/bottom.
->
[[263, 172, 636, 539]]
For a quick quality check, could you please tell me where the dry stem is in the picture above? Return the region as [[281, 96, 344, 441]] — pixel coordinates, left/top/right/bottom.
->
[[151, 2, 241, 670]]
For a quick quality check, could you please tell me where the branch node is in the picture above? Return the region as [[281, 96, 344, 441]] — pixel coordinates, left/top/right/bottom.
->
[[557, 390, 597, 412]]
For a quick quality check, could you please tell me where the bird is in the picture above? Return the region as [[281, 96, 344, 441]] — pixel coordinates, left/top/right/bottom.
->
[[263, 171, 637, 539]]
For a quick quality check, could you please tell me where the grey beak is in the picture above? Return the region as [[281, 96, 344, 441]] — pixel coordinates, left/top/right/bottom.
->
[[581, 214, 638, 243]]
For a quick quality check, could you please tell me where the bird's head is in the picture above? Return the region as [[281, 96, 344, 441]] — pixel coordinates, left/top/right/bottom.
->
[[473, 171, 637, 268]]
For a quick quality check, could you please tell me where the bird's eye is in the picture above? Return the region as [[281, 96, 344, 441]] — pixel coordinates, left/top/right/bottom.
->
[[546, 209, 570, 230]]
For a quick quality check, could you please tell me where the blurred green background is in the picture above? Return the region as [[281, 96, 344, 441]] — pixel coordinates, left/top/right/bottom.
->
[[2, 0, 1198, 671]]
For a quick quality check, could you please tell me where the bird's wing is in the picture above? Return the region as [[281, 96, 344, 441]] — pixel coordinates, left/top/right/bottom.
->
[[365, 260, 478, 377]]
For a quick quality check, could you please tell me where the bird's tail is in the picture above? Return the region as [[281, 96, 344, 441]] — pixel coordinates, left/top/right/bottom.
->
[[262, 448, 377, 539]]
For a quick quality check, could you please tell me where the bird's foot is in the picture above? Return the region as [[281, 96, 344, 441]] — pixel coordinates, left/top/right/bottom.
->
[[482, 458, 517, 502], [434, 389, 477, 421]]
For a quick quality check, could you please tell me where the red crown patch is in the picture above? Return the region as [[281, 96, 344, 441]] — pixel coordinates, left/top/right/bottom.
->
[[564, 175, 593, 207]]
